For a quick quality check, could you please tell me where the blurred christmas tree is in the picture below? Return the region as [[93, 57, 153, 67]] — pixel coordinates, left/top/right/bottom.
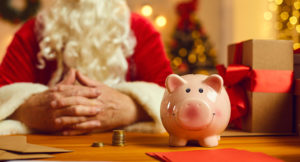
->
[[168, 0, 216, 75]]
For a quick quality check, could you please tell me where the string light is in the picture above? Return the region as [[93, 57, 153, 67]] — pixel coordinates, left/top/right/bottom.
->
[[293, 10, 300, 18], [268, 0, 300, 49], [141, 5, 153, 17], [155, 15, 167, 27], [264, 11, 273, 20], [188, 54, 197, 64], [289, 16, 298, 25], [173, 57, 182, 66], [280, 11, 289, 20], [179, 48, 188, 57], [275, 0, 283, 5], [296, 24, 300, 33], [294, 42, 300, 49], [269, 3, 278, 11], [294, 1, 300, 10]]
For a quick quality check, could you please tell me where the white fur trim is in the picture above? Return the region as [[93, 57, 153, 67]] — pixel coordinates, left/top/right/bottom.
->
[[0, 120, 31, 135], [113, 81, 166, 133], [0, 83, 48, 135]]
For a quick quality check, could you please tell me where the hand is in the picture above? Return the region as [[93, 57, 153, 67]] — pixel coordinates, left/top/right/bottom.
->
[[61, 71, 151, 135], [9, 69, 101, 133]]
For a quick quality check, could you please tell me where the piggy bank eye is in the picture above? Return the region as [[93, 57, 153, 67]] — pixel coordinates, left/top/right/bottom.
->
[[199, 88, 204, 93], [185, 88, 191, 93]]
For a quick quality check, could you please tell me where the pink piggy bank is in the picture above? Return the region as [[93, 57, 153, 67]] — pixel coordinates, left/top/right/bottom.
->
[[160, 74, 231, 147]]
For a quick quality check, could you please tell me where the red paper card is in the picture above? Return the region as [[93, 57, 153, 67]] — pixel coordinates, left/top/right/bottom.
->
[[146, 148, 283, 162]]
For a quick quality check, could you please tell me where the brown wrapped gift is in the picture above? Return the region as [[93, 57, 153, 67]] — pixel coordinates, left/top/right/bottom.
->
[[294, 54, 300, 78], [294, 80, 300, 135], [228, 39, 294, 133]]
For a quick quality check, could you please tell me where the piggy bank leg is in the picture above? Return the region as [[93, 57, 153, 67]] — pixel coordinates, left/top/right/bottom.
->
[[199, 135, 219, 147], [169, 135, 187, 146]]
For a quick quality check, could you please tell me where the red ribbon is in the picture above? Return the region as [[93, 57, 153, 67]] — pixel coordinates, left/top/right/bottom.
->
[[216, 64, 251, 129], [217, 43, 293, 129]]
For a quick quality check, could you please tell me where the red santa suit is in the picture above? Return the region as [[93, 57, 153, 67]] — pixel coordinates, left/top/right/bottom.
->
[[0, 13, 173, 135]]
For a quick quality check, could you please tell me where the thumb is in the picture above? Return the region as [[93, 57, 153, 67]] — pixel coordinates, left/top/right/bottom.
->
[[76, 71, 100, 87], [58, 68, 76, 85]]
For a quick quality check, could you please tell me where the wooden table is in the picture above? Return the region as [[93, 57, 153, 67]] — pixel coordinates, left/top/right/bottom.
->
[[26, 132, 300, 162]]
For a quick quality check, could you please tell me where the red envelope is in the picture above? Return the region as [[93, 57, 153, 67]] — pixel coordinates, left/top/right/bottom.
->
[[146, 148, 283, 162]]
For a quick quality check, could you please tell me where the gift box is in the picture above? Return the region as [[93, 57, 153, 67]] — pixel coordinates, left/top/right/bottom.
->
[[294, 49, 300, 135], [294, 79, 300, 135], [294, 53, 300, 78], [219, 39, 294, 133]]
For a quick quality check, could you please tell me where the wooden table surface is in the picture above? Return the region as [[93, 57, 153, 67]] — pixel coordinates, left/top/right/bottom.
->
[[26, 132, 300, 162]]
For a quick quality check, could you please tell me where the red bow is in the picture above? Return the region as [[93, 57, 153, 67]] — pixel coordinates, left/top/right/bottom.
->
[[216, 64, 252, 129]]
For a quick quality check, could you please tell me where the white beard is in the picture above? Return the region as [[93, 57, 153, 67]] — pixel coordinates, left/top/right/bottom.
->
[[36, 0, 136, 86]]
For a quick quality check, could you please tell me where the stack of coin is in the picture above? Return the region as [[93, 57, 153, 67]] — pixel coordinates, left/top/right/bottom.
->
[[112, 129, 125, 146]]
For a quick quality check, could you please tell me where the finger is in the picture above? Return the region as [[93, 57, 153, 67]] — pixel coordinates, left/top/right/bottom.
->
[[51, 96, 102, 109], [76, 71, 101, 87], [56, 105, 101, 117], [72, 120, 101, 130], [58, 68, 76, 85], [55, 116, 87, 126], [62, 129, 92, 136], [51, 84, 101, 98]]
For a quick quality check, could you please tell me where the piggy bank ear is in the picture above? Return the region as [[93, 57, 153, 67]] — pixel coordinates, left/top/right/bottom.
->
[[166, 74, 187, 93], [203, 74, 223, 93]]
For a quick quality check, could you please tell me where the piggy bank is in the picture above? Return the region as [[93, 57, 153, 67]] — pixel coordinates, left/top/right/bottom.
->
[[160, 74, 231, 147]]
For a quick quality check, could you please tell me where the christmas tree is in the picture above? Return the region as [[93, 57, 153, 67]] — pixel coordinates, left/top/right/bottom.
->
[[168, 0, 216, 75]]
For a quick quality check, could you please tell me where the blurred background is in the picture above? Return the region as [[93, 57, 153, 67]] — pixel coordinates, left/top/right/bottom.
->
[[0, 0, 298, 74]]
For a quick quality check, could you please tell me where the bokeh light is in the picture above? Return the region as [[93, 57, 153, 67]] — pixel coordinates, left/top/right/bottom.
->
[[155, 15, 167, 27], [264, 11, 273, 20], [289, 16, 298, 25], [280, 11, 289, 20], [275, 0, 283, 5], [141, 5, 153, 17]]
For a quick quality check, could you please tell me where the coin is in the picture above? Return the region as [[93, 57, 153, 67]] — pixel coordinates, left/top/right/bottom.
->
[[112, 129, 125, 146], [91, 142, 104, 147]]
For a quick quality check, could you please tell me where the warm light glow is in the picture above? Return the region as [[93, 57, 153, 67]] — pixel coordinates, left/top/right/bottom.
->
[[294, 1, 300, 10], [275, 0, 283, 5], [293, 11, 300, 18], [264, 11, 273, 20], [141, 5, 153, 17], [194, 39, 202, 46], [289, 16, 298, 25], [179, 48, 187, 57], [268, 3, 277, 11], [294, 43, 300, 50], [198, 55, 206, 63], [280, 12, 289, 20], [188, 54, 197, 63], [196, 70, 209, 75], [296, 25, 300, 33], [155, 16, 167, 27], [195, 45, 205, 54], [173, 57, 182, 66]]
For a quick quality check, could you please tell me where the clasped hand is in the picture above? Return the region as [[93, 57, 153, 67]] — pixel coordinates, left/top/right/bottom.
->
[[10, 69, 143, 135]]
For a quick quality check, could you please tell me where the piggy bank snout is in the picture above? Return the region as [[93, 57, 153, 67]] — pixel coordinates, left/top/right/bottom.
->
[[177, 100, 213, 130]]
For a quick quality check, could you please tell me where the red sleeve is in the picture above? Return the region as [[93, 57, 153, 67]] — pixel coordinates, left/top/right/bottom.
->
[[128, 13, 173, 87], [0, 19, 40, 88]]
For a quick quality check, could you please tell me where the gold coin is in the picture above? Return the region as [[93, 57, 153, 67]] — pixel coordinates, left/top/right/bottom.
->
[[91, 142, 104, 147], [112, 130, 126, 146]]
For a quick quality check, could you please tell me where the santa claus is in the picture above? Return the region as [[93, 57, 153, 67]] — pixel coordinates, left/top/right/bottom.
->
[[0, 0, 172, 135]]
